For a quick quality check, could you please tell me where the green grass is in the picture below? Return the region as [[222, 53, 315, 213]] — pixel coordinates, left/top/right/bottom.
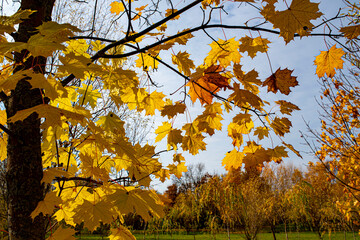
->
[[76, 231, 360, 240]]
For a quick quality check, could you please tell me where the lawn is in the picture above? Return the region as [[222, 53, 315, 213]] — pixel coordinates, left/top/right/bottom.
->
[[75, 231, 360, 240]]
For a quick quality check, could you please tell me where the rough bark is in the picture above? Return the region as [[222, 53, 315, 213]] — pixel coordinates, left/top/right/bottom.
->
[[5, 1, 55, 239]]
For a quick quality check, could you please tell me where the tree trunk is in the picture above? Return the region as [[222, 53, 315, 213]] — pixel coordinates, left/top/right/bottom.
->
[[270, 224, 277, 240], [5, 1, 55, 239]]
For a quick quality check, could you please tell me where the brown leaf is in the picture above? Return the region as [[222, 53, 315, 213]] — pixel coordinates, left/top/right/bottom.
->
[[263, 68, 298, 95]]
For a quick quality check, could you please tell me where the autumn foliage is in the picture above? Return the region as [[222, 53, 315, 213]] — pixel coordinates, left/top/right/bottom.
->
[[0, 0, 357, 239]]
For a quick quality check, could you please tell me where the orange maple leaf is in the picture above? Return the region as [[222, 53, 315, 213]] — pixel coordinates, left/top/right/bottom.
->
[[187, 65, 229, 105], [314, 45, 344, 78], [262, 68, 298, 95]]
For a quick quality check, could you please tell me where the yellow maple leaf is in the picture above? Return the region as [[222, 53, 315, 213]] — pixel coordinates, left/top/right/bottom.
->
[[267, 146, 288, 163], [136, 53, 160, 71], [204, 38, 241, 67], [222, 149, 244, 171], [253, 126, 269, 140], [262, 68, 298, 95], [72, 199, 115, 230], [9, 104, 91, 129], [97, 112, 125, 134], [110, 1, 125, 14], [227, 123, 244, 147], [314, 45, 344, 78], [108, 187, 164, 220], [155, 168, 171, 182], [340, 24, 360, 40], [172, 51, 195, 76], [168, 161, 187, 178], [181, 134, 207, 155], [261, 0, 322, 43], [0, 134, 7, 161], [42, 167, 70, 184], [142, 91, 166, 115], [46, 226, 75, 240], [239, 36, 270, 58], [234, 64, 262, 94], [31, 192, 61, 218], [168, 29, 194, 45], [165, 9, 180, 20], [155, 122, 172, 143], [0, 10, 35, 35], [109, 226, 136, 240], [77, 84, 101, 108]]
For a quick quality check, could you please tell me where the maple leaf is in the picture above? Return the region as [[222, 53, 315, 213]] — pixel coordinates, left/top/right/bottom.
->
[[161, 101, 186, 119], [168, 161, 187, 178], [243, 142, 271, 171], [261, 0, 322, 43], [155, 168, 170, 182], [275, 100, 300, 115], [196, 102, 223, 135], [282, 141, 303, 158], [229, 83, 263, 109], [168, 29, 194, 45], [172, 51, 195, 76], [77, 84, 101, 108], [254, 126, 269, 140], [110, 1, 124, 14], [136, 53, 160, 71], [270, 117, 292, 136], [263, 68, 298, 95], [314, 45, 345, 78], [205, 38, 241, 67], [0, 9, 35, 35], [187, 67, 220, 105], [222, 149, 244, 170], [109, 226, 136, 240], [31, 192, 61, 218], [267, 146, 288, 163], [142, 91, 166, 115], [155, 122, 172, 143], [340, 25, 360, 40], [239, 36, 270, 58], [167, 128, 183, 150], [165, 9, 180, 20], [182, 134, 207, 155], [97, 112, 125, 134], [108, 187, 164, 220], [9, 104, 90, 129], [227, 123, 244, 147], [46, 226, 75, 240], [234, 64, 262, 94], [72, 199, 115, 230]]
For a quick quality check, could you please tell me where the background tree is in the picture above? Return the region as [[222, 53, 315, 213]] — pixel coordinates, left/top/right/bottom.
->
[[304, 0, 360, 226]]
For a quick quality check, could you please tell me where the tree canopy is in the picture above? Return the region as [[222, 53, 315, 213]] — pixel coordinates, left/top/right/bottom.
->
[[0, 0, 358, 239]]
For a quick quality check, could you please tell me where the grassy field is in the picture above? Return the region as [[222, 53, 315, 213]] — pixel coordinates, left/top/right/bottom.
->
[[76, 231, 360, 240]]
